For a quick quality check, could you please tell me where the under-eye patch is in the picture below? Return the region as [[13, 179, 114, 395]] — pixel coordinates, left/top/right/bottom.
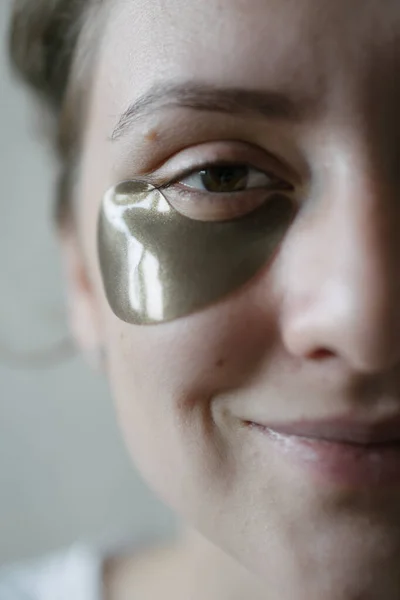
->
[[97, 180, 294, 325]]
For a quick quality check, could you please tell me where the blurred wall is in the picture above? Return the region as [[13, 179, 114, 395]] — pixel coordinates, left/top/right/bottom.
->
[[0, 1, 175, 564]]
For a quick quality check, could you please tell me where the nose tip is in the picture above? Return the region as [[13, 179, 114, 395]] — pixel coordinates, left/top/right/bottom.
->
[[279, 195, 400, 375], [282, 287, 400, 373]]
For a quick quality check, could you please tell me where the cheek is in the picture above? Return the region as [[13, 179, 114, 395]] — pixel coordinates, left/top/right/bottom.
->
[[100, 267, 280, 508]]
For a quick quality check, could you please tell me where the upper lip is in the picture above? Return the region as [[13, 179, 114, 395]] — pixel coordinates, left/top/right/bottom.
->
[[247, 416, 400, 445]]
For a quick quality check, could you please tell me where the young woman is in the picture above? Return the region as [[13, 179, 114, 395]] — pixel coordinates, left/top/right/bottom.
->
[[4, 0, 400, 598]]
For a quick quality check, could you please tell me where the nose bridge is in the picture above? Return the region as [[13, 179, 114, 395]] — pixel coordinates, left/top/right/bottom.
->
[[282, 137, 400, 372], [335, 156, 396, 322], [336, 144, 394, 276]]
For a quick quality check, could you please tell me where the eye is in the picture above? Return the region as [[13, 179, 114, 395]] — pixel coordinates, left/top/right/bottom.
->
[[162, 163, 294, 222], [179, 164, 278, 193]]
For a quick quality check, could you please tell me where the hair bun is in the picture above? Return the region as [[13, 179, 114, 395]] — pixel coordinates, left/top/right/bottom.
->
[[9, 0, 85, 112]]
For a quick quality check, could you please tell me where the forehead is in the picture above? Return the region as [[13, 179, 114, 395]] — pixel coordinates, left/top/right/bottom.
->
[[99, 0, 400, 105]]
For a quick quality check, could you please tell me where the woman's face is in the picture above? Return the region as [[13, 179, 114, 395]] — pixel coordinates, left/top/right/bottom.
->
[[65, 0, 400, 594]]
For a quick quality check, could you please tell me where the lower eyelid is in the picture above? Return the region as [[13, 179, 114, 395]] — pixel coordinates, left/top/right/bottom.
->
[[162, 186, 282, 221], [168, 183, 248, 198], [171, 180, 291, 197]]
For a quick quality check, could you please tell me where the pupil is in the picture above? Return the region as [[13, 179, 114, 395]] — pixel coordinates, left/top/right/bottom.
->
[[201, 166, 248, 192]]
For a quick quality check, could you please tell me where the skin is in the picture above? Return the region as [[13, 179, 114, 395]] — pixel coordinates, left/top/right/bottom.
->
[[60, 0, 400, 597]]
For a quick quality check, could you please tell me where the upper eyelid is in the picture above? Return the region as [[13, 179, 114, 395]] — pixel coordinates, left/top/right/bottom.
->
[[141, 139, 302, 189]]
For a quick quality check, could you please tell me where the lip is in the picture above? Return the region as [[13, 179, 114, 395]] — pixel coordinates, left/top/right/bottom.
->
[[246, 416, 400, 445], [244, 416, 400, 488]]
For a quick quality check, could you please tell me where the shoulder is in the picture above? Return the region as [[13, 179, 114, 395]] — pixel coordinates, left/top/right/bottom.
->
[[0, 544, 103, 600]]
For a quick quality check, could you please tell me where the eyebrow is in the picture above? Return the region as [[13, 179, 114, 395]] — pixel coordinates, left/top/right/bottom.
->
[[111, 81, 318, 141]]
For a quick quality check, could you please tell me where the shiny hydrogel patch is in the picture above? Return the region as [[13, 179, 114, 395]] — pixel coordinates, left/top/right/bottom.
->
[[98, 180, 294, 325]]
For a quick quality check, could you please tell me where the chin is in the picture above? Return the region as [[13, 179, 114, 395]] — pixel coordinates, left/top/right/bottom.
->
[[180, 466, 400, 598], [212, 517, 400, 598]]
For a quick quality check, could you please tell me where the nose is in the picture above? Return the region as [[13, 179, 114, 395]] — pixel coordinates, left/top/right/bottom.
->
[[280, 148, 400, 373]]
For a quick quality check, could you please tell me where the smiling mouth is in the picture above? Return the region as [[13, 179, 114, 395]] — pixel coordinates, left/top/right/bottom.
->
[[243, 416, 400, 488], [243, 414, 400, 445]]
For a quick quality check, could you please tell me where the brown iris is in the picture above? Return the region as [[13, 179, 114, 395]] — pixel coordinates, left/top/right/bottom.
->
[[199, 165, 249, 192]]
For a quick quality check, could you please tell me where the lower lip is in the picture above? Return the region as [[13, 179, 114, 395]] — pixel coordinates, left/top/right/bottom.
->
[[248, 423, 400, 488]]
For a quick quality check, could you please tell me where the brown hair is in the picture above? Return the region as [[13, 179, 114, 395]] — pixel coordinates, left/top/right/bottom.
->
[[9, 0, 102, 223]]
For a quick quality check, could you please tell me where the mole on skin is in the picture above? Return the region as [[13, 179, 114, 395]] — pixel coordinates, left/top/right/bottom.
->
[[144, 129, 160, 142]]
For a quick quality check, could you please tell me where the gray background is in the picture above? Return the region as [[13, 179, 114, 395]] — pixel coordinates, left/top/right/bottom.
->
[[0, 0, 175, 564]]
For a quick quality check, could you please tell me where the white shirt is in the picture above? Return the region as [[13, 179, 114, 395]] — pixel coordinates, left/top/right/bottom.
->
[[0, 545, 103, 600]]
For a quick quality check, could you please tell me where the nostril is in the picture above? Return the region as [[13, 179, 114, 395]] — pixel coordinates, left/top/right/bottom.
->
[[309, 348, 335, 361]]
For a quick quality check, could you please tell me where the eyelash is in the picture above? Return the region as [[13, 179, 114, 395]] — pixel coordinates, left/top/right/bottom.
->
[[155, 161, 293, 193], [146, 161, 295, 223]]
